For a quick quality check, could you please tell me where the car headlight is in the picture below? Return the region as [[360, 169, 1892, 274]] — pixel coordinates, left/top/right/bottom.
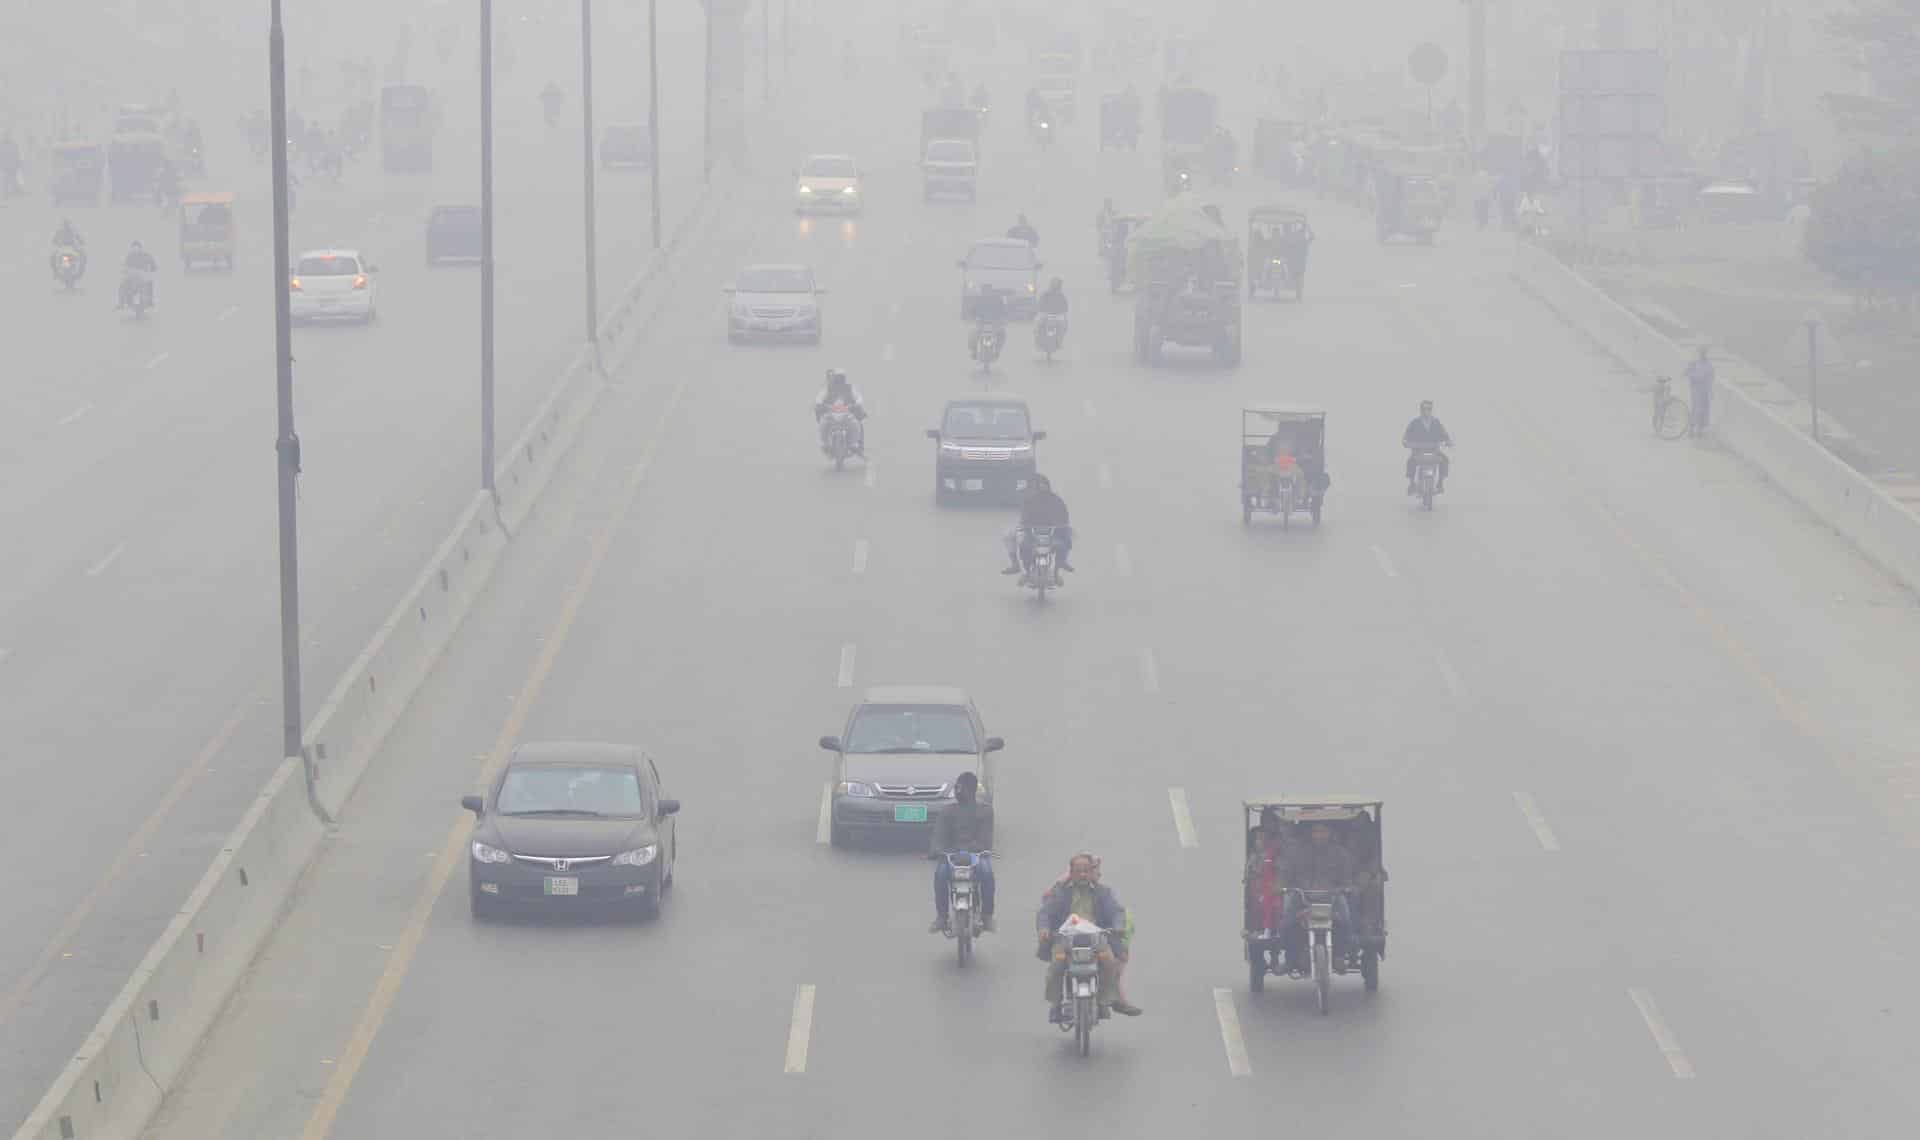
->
[[471, 841, 510, 864], [612, 844, 658, 867], [940, 442, 963, 454], [798, 184, 815, 194], [1027, 282, 1036, 292], [841, 186, 857, 195], [838, 781, 876, 798]]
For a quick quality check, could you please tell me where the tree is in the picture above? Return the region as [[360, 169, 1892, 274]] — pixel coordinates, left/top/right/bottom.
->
[[1804, 150, 1920, 304], [1821, 0, 1920, 139]]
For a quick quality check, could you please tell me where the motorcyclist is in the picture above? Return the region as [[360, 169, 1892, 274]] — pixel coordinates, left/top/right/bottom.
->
[[1000, 473, 1074, 579], [928, 770, 995, 934], [118, 240, 158, 309], [1273, 820, 1359, 975], [969, 82, 990, 115], [1402, 399, 1453, 493], [1036, 853, 1143, 1019], [969, 286, 1009, 360], [813, 369, 867, 454], [50, 219, 87, 276], [1278, 218, 1315, 282], [1006, 214, 1039, 247], [1037, 277, 1068, 317], [1024, 87, 1046, 126], [1094, 198, 1116, 255]]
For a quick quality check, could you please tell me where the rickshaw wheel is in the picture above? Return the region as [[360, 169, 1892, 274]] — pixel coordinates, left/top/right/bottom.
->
[[1361, 947, 1380, 991], [1241, 501, 1253, 525], [1310, 500, 1322, 526], [1249, 947, 1265, 992]]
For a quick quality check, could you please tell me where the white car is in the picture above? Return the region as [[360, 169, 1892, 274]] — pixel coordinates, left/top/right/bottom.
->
[[795, 154, 863, 215], [724, 263, 824, 344], [290, 248, 377, 324]]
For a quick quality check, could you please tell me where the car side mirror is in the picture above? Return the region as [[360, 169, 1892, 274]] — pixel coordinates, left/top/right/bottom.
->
[[818, 735, 842, 752], [658, 798, 681, 817], [984, 737, 1005, 753], [460, 794, 484, 816], [1031, 430, 1047, 441], [925, 429, 941, 440]]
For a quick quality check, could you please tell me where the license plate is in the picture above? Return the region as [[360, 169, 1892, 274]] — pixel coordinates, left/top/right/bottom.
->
[[962, 479, 984, 491], [894, 803, 929, 823], [543, 877, 579, 896]]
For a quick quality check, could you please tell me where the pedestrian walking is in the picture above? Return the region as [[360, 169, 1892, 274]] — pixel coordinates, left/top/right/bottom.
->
[[1685, 346, 1715, 436]]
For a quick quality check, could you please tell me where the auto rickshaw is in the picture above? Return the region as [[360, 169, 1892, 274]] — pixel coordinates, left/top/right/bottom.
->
[[1247, 206, 1311, 301], [178, 192, 236, 270], [50, 141, 105, 205], [109, 133, 168, 202], [1241, 406, 1328, 527], [1103, 213, 1148, 293], [1242, 796, 1387, 1012]]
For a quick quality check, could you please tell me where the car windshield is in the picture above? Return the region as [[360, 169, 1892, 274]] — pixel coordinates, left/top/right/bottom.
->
[[845, 706, 978, 753], [926, 141, 973, 162], [943, 403, 1031, 439], [496, 765, 646, 817], [736, 267, 813, 293], [801, 157, 856, 178], [297, 255, 360, 276], [967, 244, 1035, 270]]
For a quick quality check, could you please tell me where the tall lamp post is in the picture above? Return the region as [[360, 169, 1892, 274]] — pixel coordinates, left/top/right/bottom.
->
[[268, 0, 304, 764], [582, 0, 600, 358], [480, 0, 497, 493], [649, 0, 663, 247]]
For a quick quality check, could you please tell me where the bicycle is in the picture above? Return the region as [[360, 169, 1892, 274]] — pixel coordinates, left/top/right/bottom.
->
[[1651, 375, 1691, 440]]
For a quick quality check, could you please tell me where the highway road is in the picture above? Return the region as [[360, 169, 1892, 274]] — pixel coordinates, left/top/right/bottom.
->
[[30, 16, 1920, 1140], [0, 1, 715, 1127]]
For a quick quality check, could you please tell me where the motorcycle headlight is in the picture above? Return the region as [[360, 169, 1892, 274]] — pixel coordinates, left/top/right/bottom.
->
[[841, 186, 857, 196], [1026, 282, 1036, 292], [612, 844, 658, 867], [470, 841, 510, 864], [838, 781, 876, 798], [798, 184, 815, 195]]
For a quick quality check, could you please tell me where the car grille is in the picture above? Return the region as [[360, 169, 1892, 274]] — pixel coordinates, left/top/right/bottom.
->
[[750, 307, 799, 319], [875, 783, 949, 799], [512, 854, 613, 870], [958, 448, 1013, 461]]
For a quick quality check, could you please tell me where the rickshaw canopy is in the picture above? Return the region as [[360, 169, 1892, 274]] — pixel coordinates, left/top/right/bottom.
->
[[1243, 795, 1382, 822]]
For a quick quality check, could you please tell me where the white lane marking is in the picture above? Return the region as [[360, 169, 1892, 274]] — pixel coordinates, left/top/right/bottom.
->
[[851, 539, 869, 575], [145, 352, 170, 369], [863, 462, 877, 489], [1168, 787, 1198, 849], [815, 781, 833, 844], [0, 648, 11, 667], [784, 984, 817, 1073], [1097, 462, 1113, 489], [1512, 792, 1561, 852], [836, 643, 857, 688], [1370, 544, 1398, 579], [888, 301, 902, 318], [1114, 543, 1133, 578], [57, 404, 92, 426], [1083, 398, 1097, 419], [86, 542, 127, 577], [217, 305, 239, 321], [1212, 988, 1253, 1076], [1138, 648, 1160, 694], [1628, 988, 1695, 1079], [1435, 650, 1465, 700], [881, 343, 896, 362]]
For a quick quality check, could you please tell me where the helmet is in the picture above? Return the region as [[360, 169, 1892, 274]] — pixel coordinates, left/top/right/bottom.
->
[[129, 240, 143, 251], [826, 368, 847, 385], [1049, 277, 1063, 291]]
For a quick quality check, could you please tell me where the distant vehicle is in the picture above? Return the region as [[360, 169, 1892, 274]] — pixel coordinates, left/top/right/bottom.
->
[[462, 742, 680, 920], [794, 154, 863, 215], [922, 137, 978, 200], [380, 83, 435, 173], [816, 687, 1004, 848], [957, 237, 1042, 320], [724, 262, 825, 344], [289, 248, 378, 324], [926, 395, 1045, 503], [600, 124, 650, 170], [425, 205, 481, 265]]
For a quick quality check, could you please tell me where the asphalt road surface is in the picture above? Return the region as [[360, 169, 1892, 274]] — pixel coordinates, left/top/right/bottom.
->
[[30, 22, 1920, 1140], [0, 3, 711, 1126]]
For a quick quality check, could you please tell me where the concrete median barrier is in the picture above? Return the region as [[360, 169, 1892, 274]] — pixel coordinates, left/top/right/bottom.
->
[[9, 176, 738, 1140], [1514, 241, 1920, 599]]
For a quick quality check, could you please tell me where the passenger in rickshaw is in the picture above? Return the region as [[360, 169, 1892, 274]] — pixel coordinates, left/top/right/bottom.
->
[[1246, 808, 1287, 936], [1275, 820, 1358, 971], [1277, 218, 1314, 281]]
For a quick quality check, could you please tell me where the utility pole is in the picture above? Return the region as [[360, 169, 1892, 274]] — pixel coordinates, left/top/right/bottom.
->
[[581, 0, 600, 360], [649, 0, 663, 247], [1467, 0, 1487, 153], [762, 0, 771, 106], [269, 0, 303, 763], [703, 0, 713, 184], [480, 0, 497, 493], [1807, 318, 1821, 444]]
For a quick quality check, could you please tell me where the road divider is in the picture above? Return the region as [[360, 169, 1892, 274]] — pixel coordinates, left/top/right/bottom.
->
[[1212, 988, 1252, 1076], [10, 177, 742, 1140], [1514, 241, 1920, 600], [784, 984, 817, 1074]]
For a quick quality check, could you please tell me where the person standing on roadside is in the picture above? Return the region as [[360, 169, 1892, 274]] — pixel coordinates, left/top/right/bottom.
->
[[1686, 346, 1715, 436]]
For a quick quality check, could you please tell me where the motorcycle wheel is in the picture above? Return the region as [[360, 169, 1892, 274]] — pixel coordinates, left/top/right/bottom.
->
[[1421, 483, 1435, 511], [1310, 499, 1323, 526], [1361, 947, 1380, 992], [1075, 995, 1094, 1056], [1314, 943, 1332, 1014], [1248, 945, 1265, 992], [956, 917, 972, 967]]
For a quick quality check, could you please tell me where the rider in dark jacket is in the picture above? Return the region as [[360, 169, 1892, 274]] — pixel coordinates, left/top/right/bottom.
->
[[929, 771, 995, 932], [1007, 214, 1040, 247], [1037, 277, 1069, 316], [1002, 474, 1074, 576], [1402, 400, 1453, 491]]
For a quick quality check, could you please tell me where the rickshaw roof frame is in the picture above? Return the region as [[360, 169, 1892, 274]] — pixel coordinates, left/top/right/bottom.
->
[[1249, 205, 1308, 221], [181, 191, 235, 205], [1243, 405, 1326, 421], [1243, 795, 1382, 817]]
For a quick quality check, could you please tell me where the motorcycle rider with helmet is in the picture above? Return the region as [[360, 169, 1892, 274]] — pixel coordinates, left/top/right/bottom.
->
[[1007, 214, 1040, 247], [118, 240, 158, 309], [1401, 399, 1453, 493], [50, 218, 87, 279], [969, 286, 1009, 362], [813, 369, 867, 455], [928, 770, 995, 934]]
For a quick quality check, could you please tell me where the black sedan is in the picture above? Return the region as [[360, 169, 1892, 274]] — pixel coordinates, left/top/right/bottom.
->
[[462, 742, 680, 919], [426, 204, 481, 266]]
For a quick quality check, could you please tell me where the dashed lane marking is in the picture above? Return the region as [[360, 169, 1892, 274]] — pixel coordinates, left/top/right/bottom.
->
[[145, 352, 170, 369], [836, 643, 857, 688], [863, 461, 876, 489], [1138, 648, 1160, 694], [851, 539, 869, 574], [1212, 988, 1252, 1076], [85, 542, 126, 577], [1629, 987, 1696, 1079], [785, 984, 817, 1073], [1114, 543, 1132, 578], [1097, 462, 1113, 489], [815, 782, 833, 844], [1168, 787, 1198, 848], [1370, 544, 1397, 579], [1512, 792, 1561, 852], [57, 404, 92, 426]]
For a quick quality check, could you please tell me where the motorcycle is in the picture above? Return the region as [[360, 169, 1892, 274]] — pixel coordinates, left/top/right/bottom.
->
[[1035, 313, 1067, 361], [121, 268, 154, 318], [1031, 115, 1054, 149], [1020, 526, 1061, 600], [1291, 888, 1345, 1015], [1050, 915, 1110, 1056], [821, 404, 860, 470], [1407, 443, 1446, 510], [969, 321, 1004, 371], [940, 850, 993, 965], [1167, 166, 1193, 195], [53, 249, 84, 290]]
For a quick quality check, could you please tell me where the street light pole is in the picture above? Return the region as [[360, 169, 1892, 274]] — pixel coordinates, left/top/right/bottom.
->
[[762, 0, 770, 106], [581, 0, 600, 359], [480, 0, 497, 493], [649, 0, 663, 247], [703, 0, 713, 184], [269, 0, 303, 762]]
